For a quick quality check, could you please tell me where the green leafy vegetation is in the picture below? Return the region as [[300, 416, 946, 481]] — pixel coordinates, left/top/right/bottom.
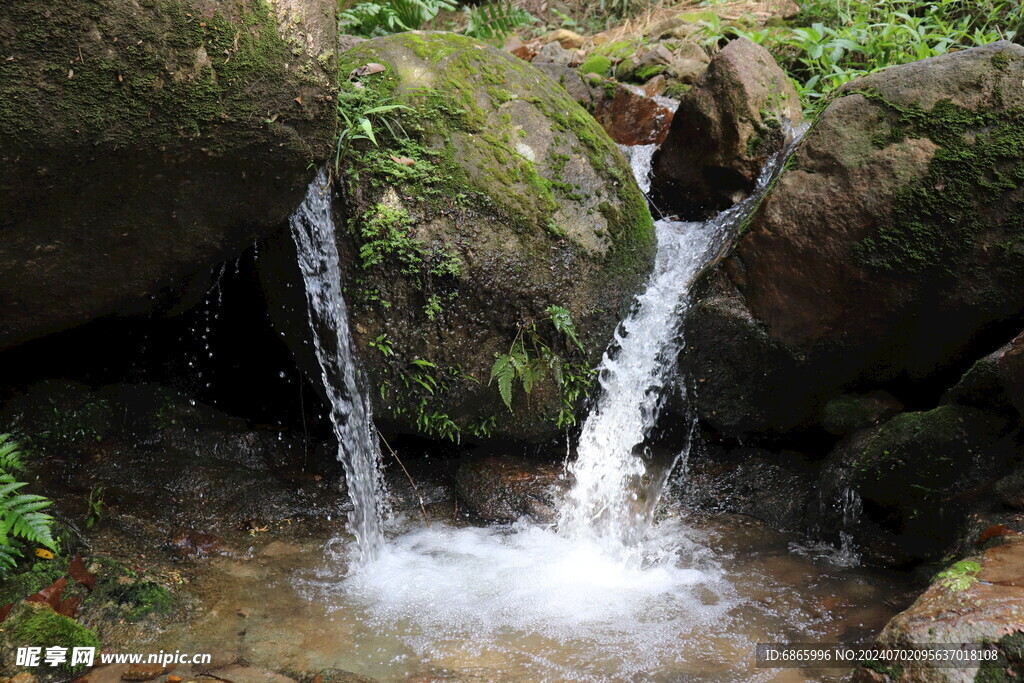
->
[[464, 3, 538, 40], [698, 0, 1020, 110], [380, 359, 480, 442], [339, 0, 537, 40], [933, 559, 982, 591], [0, 434, 57, 575], [339, 0, 457, 37], [490, 305, 595, 427]]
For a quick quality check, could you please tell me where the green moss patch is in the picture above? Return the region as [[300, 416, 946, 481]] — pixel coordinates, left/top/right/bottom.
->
[[6, 603, 101, 673], [852, 92, 1024, 275]]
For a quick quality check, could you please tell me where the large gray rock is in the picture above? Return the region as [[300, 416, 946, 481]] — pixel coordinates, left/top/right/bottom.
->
[[260, 32, 656, 442], [0, 0, 337, 349], [650, 37, 802, 218], [686, 42, 1024, 436]]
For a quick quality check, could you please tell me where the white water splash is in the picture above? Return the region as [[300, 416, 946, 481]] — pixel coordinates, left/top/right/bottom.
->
[[561, 131, 805, 555], [290, 170, 387, 564]]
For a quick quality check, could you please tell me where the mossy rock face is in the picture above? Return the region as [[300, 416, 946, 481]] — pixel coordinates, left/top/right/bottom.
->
[[263, 32, 656, 442], [818, 405, 1012, 563], [687, 41, 1024, 436], [0, 0, 336, 350]]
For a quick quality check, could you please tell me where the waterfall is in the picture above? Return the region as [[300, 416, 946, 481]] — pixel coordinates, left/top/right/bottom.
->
[[290, 169, 387, 564], [559, 131, 804, 554]]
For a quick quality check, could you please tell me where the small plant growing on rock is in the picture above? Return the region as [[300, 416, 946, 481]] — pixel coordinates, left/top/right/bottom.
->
[[490, 305, 595, 427], [933, 559, 982, 591]]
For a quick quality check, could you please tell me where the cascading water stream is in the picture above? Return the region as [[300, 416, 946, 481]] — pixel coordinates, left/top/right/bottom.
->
[[290, 169, 387, 564], [282, 125, 908, 680], [559, 129, 806, 555]]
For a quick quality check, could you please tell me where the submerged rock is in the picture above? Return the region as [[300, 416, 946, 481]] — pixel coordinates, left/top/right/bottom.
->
[[0, 0, 337, 350], [650, 37, 803, 218], [687, 41, 1024, 436], [260, 32, 656, 442]]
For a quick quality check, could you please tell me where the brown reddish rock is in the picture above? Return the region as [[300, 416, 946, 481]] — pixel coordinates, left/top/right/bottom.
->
[[854, 539, 1024, 681], [593, 82, 677, 146]]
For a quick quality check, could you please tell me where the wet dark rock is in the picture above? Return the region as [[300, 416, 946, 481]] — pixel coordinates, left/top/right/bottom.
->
[[821, 391, 903, 436], [818, 405, 1014, 563], [169, 529, 224, 559], [995, 467, 1024, 510], [0, 0, 337, 351], [687, 42, 1024, 436], [854, 538, 1024, 682], [455, 455, 566, 524], [1, 381, 343, 539], [682, 447, 815, 532], [650, 37, 803, 219], [681, 270, 817, 434]]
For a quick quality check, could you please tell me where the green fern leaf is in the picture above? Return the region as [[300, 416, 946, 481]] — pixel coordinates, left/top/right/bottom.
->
[[490, 354, 516, 410], [0, 434, 25, 473], [465, 2, 537, 40], [546, 305, 584, 351]]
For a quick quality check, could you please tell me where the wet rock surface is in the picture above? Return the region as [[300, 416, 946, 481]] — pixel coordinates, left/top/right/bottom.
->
[[681, 446, 815, 532], [856, 538, 1024, 682], [0, 0, 337, 351], [651, 37, 803, 219], [455, 454, 566, 524], [687, 41, 1024, 438], [818, 405, 1014, 564]]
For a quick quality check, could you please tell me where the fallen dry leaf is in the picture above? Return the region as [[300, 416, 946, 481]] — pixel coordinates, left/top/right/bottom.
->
[[294, 96, 303, 106], [0, 603, 11, 624], [56, 595, 82, 618], [349, 62, 386, 79], [389, 155, 416, 166], [69, 553, 97, 591], [26, 576, 67, 610], [977, 524, 1019, 544]]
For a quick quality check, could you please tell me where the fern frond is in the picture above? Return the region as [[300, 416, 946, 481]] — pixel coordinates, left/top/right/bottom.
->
[[0, 434, 25, 473], [464, 2, 537, 40], [0, 543, 21, 573], [490, 354, 516, 410], [546, 305, 584, 351]]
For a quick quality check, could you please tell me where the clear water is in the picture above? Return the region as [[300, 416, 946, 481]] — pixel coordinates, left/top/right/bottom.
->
[[290, 170, 388, 563]]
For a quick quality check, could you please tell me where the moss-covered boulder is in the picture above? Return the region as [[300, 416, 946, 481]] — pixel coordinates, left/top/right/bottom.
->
[[0, 0, 336, 350], [261, 32, 656, 442], [818, 405, 1013, 563], [687, 41, 1024, 436]]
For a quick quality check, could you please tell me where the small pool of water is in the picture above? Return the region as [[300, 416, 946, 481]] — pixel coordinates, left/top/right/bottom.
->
[[156, 508, 906, 682]]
